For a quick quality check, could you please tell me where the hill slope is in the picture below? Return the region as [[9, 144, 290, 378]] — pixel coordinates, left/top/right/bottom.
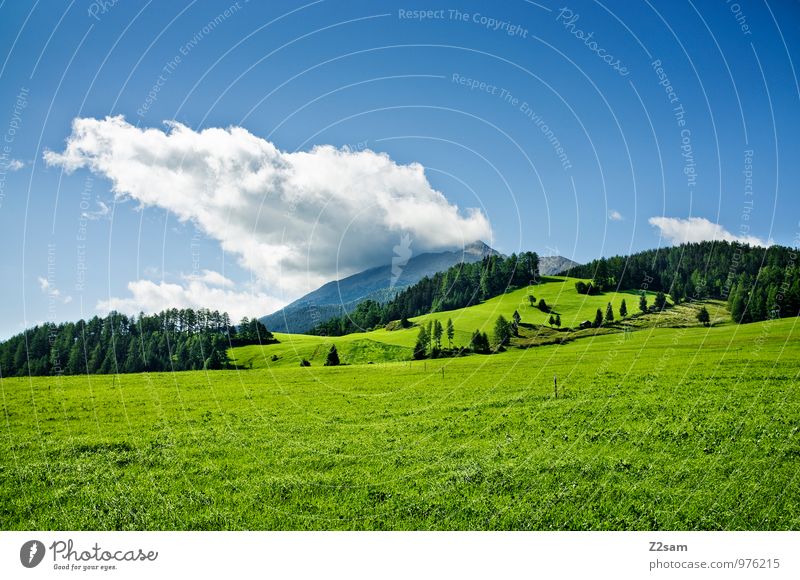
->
[[232, 276, 724, 369], [261, 243, 580, 334]]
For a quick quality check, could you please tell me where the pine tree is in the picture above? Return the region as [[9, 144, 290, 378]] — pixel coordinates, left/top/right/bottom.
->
[[204, 349, 223, 370], [654, 291, 667, 311], [619, 299, 627, 318], [325, 345, 340, 366], [605, 302, 615, 324], [413, 326, 428, 359], [548, 314, 555, 326], [433, 320, 443, 349], [123, 339, 143, 373], [470, 330, 490, 354], [67, 341, 83, 375], [594, 308, 603, 328], [446, 319, 454, 348], [554, 314, 561, 328], [639, 293, 648, 313]]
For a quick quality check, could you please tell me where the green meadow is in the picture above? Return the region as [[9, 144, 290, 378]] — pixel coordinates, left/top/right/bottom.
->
[[1, 290, 798, 529], [232, 277, 699, 368]]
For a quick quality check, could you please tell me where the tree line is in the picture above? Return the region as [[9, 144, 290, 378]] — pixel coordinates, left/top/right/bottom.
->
[[0, 308, 277, 377], [311, 252, 540, 336], [563, 241, 800, 323]]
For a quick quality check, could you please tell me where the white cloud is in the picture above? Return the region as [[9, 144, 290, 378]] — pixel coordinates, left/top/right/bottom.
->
[[649, 216, 772, 247], [183, 269, 234, 288], [96, 275, 284, 323], [44, 116, 492, 302], [6, 159, 24, 171], [82, 199, 110, 220], [37, 276, 72, 303], [608, 209, 623, 221]]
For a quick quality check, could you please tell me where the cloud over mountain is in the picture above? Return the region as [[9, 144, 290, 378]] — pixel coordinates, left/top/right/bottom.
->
[[45, 116, 492, 302]]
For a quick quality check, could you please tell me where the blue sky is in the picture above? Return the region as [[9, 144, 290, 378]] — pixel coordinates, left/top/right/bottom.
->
[[0, 0, 798, 338]]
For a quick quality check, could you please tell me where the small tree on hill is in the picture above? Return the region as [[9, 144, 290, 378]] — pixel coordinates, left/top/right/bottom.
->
[[605, 302, 615, 324], [511, 310, 521, 335], [654, 291, 667, 311], [433, 320, 443, 349], [548, 314, 555, 327], [697, 306, 711, 327], [414, 326, 429, 359], [528, 295, 536, 306], [639, 293, 648, 313], [470, 330, 490, 354], [325, 345, 340, 366], [493, 315, 512, 348], [619, 299, 628, 318], [538, 299, 550, 313], [446, 318, 454, 348], [555, 314, 561, 328], [594, 308, 603, 328], [204, 349, 223, 370]]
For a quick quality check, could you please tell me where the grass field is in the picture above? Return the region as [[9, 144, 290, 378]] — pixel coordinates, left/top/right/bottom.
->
[[2, 312, 798, 530]]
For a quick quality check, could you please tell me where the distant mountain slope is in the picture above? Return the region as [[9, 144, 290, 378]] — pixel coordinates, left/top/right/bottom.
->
[[262, 241, 500, 333], [539, 255, 579, 276]]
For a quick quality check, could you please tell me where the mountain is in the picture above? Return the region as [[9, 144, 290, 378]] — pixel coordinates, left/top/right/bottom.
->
[[261, 241, 500, 333], [539, 255, 580, 276], [261, 242, 579, 334]]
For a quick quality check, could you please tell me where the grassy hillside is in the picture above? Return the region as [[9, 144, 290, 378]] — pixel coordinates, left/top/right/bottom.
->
[[231, 277, 720, 368], [2, 316, 798, 530]]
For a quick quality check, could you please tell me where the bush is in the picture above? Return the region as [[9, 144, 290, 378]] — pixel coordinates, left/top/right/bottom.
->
[[538, 299, 550, 313], [697, 306, 711, 326]]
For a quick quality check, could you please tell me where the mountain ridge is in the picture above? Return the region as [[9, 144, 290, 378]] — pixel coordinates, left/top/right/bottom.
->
[[261, 242, 579, 333]]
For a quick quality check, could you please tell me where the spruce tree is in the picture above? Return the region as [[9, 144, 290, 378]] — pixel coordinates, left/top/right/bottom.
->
[[325, 345, 340, 366], [414, 326, 428, 359], [433, 320, 443, 349]]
